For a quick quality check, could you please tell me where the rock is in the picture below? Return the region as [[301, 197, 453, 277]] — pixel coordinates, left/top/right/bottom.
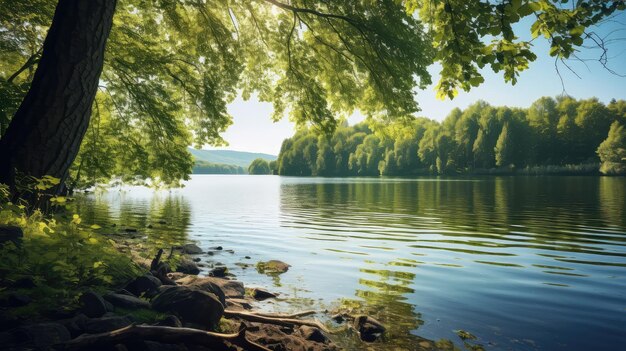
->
[[79, 291, 107, 318], [331, 314, 345, 323], [103, 292, 150, 309], [158, 220, 167, 224], [124, 274, 162, 297], [256, 260, 290, 275], [0, 225, 23, 245], [353, 315, 386, 342], [192, 257, 201, 262], [147, 224, 153, 229], [251, 287, 277, 300], [154, 315, 182, 328], [209, 266, 227, 277], [210, 246, 223, 251], [175, 275, 245, 300], [299, 325, 328, 343], [59, 313, 89, 338], [181, 244, 203, 254], [0, 323, 70, 349], [84, 316, 132, 334], [124, 228, 138, 233], [244, 256, 251, 259], [175, 258, 200, 275], [151, 286, 224, 329]]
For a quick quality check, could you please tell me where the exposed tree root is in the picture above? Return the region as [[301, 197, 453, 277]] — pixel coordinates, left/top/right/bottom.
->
[[55, 324, 271, 351], [246, 310, 317, 319], [224, 309, 329, 333]]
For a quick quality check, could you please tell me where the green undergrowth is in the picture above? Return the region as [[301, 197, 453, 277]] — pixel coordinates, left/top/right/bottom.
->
[[0, 177, 142, 319]]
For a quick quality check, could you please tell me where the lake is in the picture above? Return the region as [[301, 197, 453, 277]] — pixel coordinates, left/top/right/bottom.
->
[[75, 175, 626, 351]]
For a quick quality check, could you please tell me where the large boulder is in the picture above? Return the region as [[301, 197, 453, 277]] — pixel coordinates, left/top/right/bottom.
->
[[124, 274, 162, 297], [79, 291, 107, 318], [103, 292, 150, 309], [151, 286, 223, 329], [175, 275, 245, 301]]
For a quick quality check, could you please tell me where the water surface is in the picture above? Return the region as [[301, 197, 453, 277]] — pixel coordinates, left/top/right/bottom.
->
[[77, 176, 626, 351]]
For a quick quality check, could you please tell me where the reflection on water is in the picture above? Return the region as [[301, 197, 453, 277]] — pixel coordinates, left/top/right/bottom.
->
[[76, 176, 626, 351]]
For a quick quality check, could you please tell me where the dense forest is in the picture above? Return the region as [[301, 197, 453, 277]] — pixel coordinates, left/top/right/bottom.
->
[[192, 160, 245, 175], [277, 97, 626, 176]]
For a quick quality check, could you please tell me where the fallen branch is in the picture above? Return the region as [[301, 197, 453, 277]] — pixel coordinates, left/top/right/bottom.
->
[[245, 310, 316, 319], [224, 310, 329, 333], [55, 324, 270, 351]]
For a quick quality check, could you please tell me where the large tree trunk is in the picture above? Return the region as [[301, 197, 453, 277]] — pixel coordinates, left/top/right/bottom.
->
[[0, 0, 116, 191]]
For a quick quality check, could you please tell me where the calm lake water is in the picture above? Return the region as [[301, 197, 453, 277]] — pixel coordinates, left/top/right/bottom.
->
[[76, 176, 626, 351]]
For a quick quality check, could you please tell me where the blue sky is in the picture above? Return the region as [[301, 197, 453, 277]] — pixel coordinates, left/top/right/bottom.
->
[[208, 13, 626, 155]]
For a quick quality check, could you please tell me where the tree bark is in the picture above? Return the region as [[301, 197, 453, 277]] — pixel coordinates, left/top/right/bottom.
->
[[0, 0, 117, 191]]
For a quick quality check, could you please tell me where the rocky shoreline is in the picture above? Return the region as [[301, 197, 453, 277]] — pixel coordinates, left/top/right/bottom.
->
[[0, 227, 404, 351]]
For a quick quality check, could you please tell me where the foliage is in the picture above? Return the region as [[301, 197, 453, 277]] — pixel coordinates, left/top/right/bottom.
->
[[0, 178, 141, 317], [192, 160, 245, 175], [248, 158, 271, 175], [277, 97, 626, 176], [597, 121, 626, 175], [1, 1, 622, 187]]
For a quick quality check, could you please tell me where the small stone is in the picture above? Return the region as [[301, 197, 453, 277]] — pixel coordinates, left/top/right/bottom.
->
[[124, 228, 137, 233], [251, 287, 277, 300], [331, 314, 345, 323], [158, 220, 167, 224], [210, 246, 223, 251], [192, 257, 201, 262], [79, 291, 107, 318], [147, 224, 153, 229], [244, 256, 251, 259]]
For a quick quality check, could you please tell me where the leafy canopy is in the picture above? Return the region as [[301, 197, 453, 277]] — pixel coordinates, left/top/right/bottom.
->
[[0, 0, 623, 185]]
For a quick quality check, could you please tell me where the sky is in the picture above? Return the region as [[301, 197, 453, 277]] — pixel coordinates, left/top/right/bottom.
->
[[207, 13, 626, 156]]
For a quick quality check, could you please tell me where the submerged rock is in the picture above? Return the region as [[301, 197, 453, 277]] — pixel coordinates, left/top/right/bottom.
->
[[256, 260, 290, 275], [209, 266, 227, 277], [151, 286, 224, 329], [353, 315, 386, 342]]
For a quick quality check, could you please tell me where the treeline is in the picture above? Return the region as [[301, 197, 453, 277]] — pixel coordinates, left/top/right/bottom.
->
[[192, 160, 245, 174], [277, 97, 626, 176]]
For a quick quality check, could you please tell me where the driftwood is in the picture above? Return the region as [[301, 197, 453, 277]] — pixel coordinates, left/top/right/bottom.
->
[[247, 310, 317, 319], [150, 248, 176, 285], [56, 324, 270, 351], [224, 310, 329, 333]]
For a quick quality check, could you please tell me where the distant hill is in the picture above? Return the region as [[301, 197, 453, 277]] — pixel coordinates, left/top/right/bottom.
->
[[188, 148, 277, 169]]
